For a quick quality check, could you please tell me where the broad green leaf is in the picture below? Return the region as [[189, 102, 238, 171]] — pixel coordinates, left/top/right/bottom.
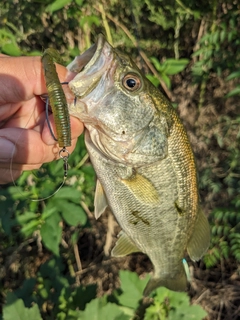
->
[[46, 0, 72, 12], [40, 212, 62, 255], [145, 288, 207, 320], [52, 187, 80, 203], [117, 271, 150, 309], [41, 207, 58, 220], [3, 293, 42, 320], [2, 42, 21, 56], [61, 202, 87, 226], [168, 300, 207, 320], [53, 199, 87, 226], [78, 298, 130, 320]]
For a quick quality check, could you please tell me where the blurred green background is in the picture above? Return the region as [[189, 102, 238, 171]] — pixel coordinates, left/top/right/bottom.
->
[[0, 0, 240, 319]]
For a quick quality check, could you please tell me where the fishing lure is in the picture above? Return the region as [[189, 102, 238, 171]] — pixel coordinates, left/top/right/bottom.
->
[[20, 48, 73, 201], [41, 48, 71, 148]]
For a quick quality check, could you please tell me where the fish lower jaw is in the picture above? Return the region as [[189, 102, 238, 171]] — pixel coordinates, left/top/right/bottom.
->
[[68, 100, 87, 119]]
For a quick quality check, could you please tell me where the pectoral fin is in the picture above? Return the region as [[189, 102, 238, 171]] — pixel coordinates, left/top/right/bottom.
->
[[111, 231, 141, 257], [94, 179, 108, 219], [187, 208, 210, 261], [121, 173, 160, 205]]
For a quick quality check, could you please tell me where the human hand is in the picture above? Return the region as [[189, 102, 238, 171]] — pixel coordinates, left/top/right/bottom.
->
[[0, 55, 84, 184]]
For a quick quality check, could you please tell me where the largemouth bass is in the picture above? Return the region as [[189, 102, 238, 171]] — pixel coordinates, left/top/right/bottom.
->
[[67, 34, 210, 295]]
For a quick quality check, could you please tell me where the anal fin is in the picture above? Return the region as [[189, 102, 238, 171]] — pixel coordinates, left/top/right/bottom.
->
[[111, 231, 141, 257], [187, 208, 210, 261]]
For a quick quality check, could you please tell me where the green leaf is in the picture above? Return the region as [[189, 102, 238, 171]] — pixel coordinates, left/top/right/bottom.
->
[[78, 298, 130, 320], [116, 271, 150, 309], [75, 0, 84, 5], [16, 211, 38, 225], [40, 212, 62, 255], [150, 57, 164, 72], [226, 86, 240, 97], [161, 73, 171, 89], [72, 285, 97, 310], [168, 291, 207, 320], [46, 0, 72, 12], [163, 59, 189, 75], [2, 42, 22, 56], [146, 74, 160, 87], [226, 71, 240, 81], [21, 219, 40, 237], [60, 202, 87, 226], [147, 288, 207, 320], [79, 15, 101, 28], [52, 187, 80, 203], [3, 293, 42, 320]]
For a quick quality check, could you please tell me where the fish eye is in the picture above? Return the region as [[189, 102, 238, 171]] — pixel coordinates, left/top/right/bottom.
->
[[122, 74, 142, 91]]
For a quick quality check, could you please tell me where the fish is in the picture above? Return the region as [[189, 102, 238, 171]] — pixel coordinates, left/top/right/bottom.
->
[[66, 34, 210, 295]]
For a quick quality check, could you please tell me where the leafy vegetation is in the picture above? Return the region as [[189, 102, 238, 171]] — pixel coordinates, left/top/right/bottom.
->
[[2, 270, 207, 320], [0, 0, 240, 319]]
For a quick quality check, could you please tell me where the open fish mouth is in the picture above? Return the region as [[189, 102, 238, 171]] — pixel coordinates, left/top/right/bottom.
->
[[67, 34, 113, 98], [67, 34, 106, 74]]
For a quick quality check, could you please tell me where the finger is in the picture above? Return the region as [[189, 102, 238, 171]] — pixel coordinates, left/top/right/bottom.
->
[[0, 168, 23, 184], [0, 127, 80, 165], [1, 96, 45, 128], [0, 56, 68, 104]]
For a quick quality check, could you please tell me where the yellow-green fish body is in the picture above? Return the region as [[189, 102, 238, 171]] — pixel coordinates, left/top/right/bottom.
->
[[67, 35, 210, 295]]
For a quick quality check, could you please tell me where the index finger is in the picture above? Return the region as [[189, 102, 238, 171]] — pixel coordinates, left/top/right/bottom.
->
[[0, 56, 67, 104]]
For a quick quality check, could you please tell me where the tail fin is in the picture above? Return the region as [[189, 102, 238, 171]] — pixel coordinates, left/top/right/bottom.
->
[[143, 264, 187, 296]]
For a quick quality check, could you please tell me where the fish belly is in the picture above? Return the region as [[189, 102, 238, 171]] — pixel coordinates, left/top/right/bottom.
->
[[85, 131, 191, 279]]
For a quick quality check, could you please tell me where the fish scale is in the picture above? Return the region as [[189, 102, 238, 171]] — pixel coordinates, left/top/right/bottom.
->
[[67, 34, 210, 295]]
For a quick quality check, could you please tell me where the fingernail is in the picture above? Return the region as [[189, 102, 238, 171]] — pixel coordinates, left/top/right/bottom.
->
[[0, 138, 16, 162]]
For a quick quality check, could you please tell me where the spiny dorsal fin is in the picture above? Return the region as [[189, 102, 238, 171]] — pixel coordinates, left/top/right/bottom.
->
[[187, 208, 210, 261], [94, 179, 108, 219], [111, 231, 141, 257], [121, 173, 160, 205]]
